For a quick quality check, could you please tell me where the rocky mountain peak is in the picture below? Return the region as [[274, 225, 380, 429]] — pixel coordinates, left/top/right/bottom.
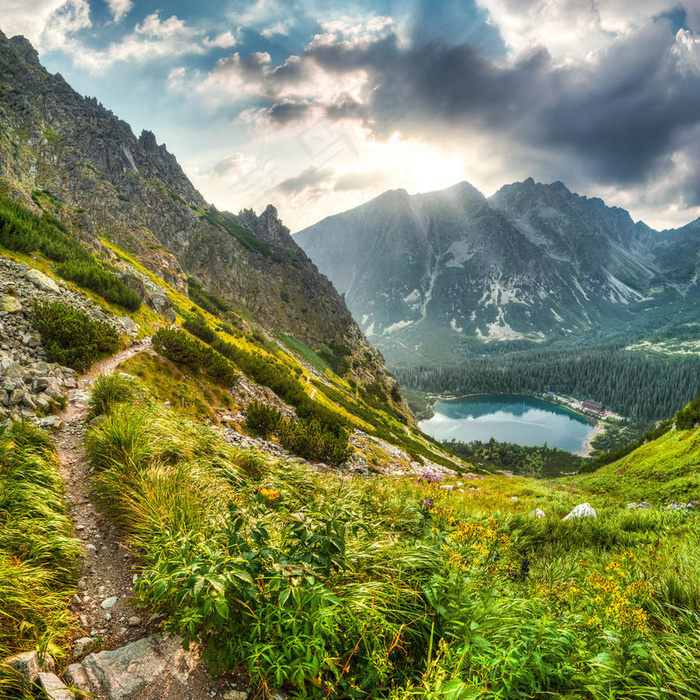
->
[[6, 34, 40, 66]]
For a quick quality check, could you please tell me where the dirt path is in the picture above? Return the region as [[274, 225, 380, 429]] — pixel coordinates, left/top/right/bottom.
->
[[51, 338, 241, 698], [53, 338, 156, 650]]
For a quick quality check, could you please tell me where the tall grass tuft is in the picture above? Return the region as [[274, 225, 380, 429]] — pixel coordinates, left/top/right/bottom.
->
[[0, 421, 81, 695]]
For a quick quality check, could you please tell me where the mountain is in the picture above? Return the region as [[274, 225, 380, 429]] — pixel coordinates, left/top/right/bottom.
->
[[0, 28, 401, 398], [295, 178, 698, 365]]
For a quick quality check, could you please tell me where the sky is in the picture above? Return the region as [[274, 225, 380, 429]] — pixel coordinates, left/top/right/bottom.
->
[[2, 0, 700, 232]]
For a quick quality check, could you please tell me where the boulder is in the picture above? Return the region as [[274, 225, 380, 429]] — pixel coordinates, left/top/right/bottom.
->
[[26, 269, 60, 293], [79, 635, 199, 700], [38, 672, 76, 700], [72, 637, 96, 656], [563, 503, 597, 521], [4, 650, 55, 685], [63, 664, 93, 693], [117, 317, 139, 335], [1, 295, 22, 312]]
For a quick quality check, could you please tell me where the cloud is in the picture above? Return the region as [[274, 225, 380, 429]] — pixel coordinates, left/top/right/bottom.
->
[[41, 0, 92, 51], [194, 7, 700, 201], [105, 0, 132, 23], [275, 165, 334, 194], [49, 10, 234, 71], [0, 0, 67, 46]]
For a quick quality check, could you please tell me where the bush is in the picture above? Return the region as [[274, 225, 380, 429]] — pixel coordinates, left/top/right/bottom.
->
[[153, 329, 237, 387], [56, 260, 141, 311], [280, 416, 353, 465], [182, 312, 216, 344], [676, 391, 700, 430], [187, 277, 230, 316], [0, 191, 90, 263], [246, 401, 283, 436], [32, 301, 120, 372]]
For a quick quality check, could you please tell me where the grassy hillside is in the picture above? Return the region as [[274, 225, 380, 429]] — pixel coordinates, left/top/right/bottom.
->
[[79, 374, 700, 699], [572, 424, 700, 502]]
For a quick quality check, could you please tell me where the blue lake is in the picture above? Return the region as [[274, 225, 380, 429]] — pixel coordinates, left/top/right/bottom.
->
[[419, 394, 596, 454]]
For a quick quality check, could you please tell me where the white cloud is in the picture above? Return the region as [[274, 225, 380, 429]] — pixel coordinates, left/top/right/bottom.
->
[[261, 19, 296, 38], [105, 0, 132, 23], [475, 0, 685, 61], [0, 0, 67, 46], [47, 11, 237, 72], [41, 0, 91, 51]]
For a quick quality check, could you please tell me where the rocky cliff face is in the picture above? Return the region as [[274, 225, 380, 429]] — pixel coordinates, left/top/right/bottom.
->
[[0, 29, 399, 399], [296, 178, 696, 365]]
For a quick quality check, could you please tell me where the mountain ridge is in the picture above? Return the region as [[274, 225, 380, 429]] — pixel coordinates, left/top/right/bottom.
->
[[295, 177, 699, 365]]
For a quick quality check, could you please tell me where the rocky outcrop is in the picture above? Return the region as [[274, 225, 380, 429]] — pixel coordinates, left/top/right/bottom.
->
[[0, 256, 117, 421], [66, 635, 199, 700]]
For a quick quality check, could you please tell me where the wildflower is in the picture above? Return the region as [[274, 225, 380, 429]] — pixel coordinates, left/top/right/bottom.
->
[[418, 469, 442, 484], [259, 487, 280, 500], [422, 497, 435, 511]]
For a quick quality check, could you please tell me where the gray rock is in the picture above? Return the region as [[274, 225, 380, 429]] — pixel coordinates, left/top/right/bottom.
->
[[4, 650, 55, 684], [117, 317, 139, 335], [563, 503, 597, 521], [26, 269, 60, 293], [224, 691, 249, 700], [79, 635, 199, 700], [63, 664, 93, 693], [530, 508, 545, 518], [72, 637, 96, 656], [101, 596, 118, 609], [128, 615, 142, 627], [38, 671, 76, 700]]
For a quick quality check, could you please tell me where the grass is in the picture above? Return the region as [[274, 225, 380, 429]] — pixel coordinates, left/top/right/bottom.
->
[[0, 421, 81, 695], [83, 376, 700, 699], [117, 353, 235, 421], [571, 425, 700, 502]]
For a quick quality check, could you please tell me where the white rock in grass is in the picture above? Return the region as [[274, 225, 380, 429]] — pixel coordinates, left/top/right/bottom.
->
[[530, 509, 545, 518], [38, 672, 75, 700], [563, 503, 597, 521]]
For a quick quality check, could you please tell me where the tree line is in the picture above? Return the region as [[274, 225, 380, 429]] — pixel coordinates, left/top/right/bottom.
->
[[395, 346, 700, 421]]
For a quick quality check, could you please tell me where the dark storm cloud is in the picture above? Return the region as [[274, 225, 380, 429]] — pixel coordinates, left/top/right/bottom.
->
[[241, 11, 700, 195]]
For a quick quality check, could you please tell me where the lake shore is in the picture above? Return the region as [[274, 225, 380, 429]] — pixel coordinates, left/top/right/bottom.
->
[[577, 421, 605, 458]]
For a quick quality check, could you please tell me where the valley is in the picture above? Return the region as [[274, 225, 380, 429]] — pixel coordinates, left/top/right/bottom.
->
[[0, 15, 699, 700]]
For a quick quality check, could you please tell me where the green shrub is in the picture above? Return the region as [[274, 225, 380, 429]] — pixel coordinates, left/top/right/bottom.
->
[[676, 391, 700, 430], [280, 416, 353, 466], [153, 329, 237, 387], [32, 301, 120, 372], [246, 401, 283, 436], [182, 312, 216, 344], [0, 191, 90, 263], [187, 277, 230, 316], [56, 260, 141, 311]]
